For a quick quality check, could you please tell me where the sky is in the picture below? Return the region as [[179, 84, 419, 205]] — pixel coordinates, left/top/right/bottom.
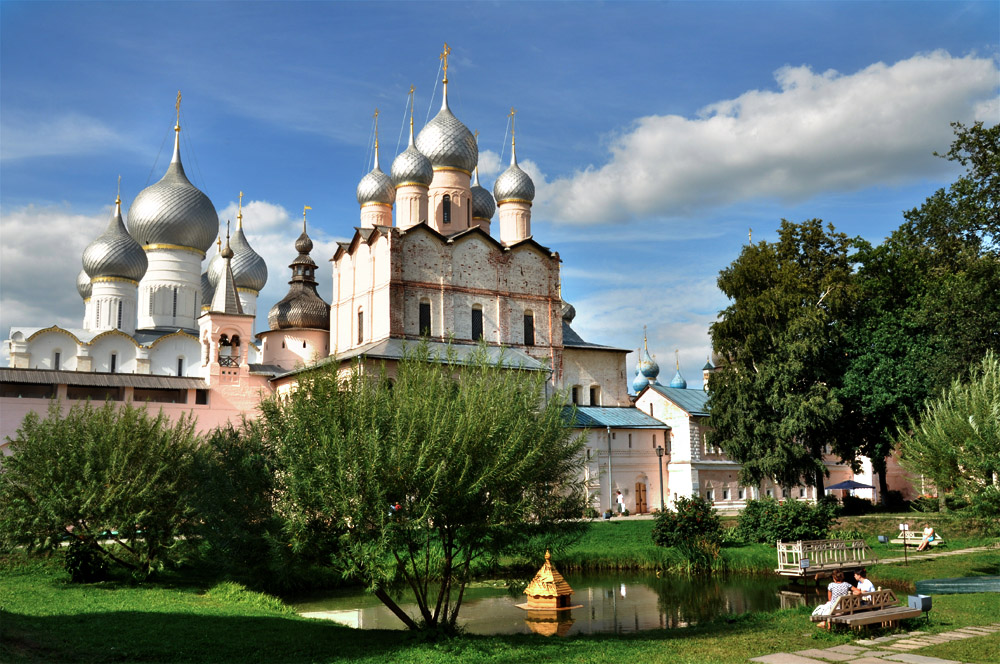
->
[[1, 1, 998, 387]]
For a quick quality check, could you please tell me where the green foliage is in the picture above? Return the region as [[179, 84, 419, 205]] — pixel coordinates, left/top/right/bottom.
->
[[898, 351, 1000, 534], [734, 497, 838, 544], [64, 539, 109, 583], [652, 496, 722, 573], [257, 342, 587, 631], [0, 401, 201, 578], [709, 219, 858, 490]]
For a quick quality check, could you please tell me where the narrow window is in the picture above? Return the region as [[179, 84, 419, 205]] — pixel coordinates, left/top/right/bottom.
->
[[628, 433, 632, 449], [738, 488, 745, 500], [706, 489, 714, 501], [281, 340, 285, 349], [523, 311, 534, 346], [653, 434, 657, 446], [116, 301, 123, 330], [589, 386, 598, 406], [303, 341, 307, 348], [723, 488, 730, 500], [53, 351, 61, 371], [571, 386, 579, 404], [782, 488, 789, 499], [110, 353, 117, 374], [442, 195, 451, 223], [471, 305, 483, 341], [358, 310, 364, 344], [649, 403, 653, 416], [766, 488, 774, 498], [466, 204, 470, 225], [419, 300, 431, 336], [177, 358, 184, 376], [172, 287, 178, 318], [799, 487, 806, 498]]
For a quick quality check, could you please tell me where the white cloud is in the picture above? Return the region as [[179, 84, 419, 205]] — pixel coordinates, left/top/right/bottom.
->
[[0, 113, 133, 161], [537, 51, 999, 225]]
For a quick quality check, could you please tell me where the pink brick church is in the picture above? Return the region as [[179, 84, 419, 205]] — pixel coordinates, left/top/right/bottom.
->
[[1, 50, 916, 513]]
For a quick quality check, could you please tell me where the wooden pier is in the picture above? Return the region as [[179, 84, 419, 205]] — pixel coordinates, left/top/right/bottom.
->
[[775, 539, 878, 578]]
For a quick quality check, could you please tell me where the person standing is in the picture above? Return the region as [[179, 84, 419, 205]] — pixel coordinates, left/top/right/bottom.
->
[[616, 490, 625, 514]]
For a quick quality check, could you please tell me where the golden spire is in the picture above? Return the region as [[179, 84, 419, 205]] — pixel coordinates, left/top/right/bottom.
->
[[643, 324, 649, 353], [216, 235, 222, 253], [372, 107, 381, 170], [237, 191, 244, 230], [116, 175, 122, 206], [303, 205, 312, 233], [440, 42, 451, 83], [408, 85, 415, 135], [175, 91, 182, 132], [508, 107, 518, 164], [675, 349, 680, 371]]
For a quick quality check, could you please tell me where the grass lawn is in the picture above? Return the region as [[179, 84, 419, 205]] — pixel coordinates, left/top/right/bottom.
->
[[3, 542, 998, 664]]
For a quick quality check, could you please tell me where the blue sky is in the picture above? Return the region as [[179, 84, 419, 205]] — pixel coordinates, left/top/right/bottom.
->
[[2, 1, 997, 386]]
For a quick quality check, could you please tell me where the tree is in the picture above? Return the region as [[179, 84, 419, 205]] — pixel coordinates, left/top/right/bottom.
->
[[708, 219, 858, 491], [842, 122, 1000, 502], [897, 351, 1000, 533], [0, 401, 201, 579], [254, 343, 586, 632]]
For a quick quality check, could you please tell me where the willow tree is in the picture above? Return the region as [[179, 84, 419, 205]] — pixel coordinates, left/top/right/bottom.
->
[[898, 351, 1000, 529], [255, 343, 586, 632]]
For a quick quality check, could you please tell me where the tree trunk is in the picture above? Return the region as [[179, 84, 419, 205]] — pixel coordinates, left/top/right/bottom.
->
[[374, 588, 419, 630], [875, 456, 890, 505]]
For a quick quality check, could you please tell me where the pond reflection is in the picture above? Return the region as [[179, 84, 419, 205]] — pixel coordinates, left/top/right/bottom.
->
[[292, 572, 827, 636]]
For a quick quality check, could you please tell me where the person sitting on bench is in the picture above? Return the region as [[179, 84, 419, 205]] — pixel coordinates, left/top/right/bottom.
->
[[853, 568, 875, 603], [916, 524, 936, 551], [811, 570, 852, 628]]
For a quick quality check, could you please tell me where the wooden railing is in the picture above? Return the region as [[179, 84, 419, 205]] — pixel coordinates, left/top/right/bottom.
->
[[776, 539, 877, 576]]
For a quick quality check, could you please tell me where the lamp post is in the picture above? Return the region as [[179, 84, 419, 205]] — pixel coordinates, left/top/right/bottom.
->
[[607, 425, 613, 513], [656, 445, 665, 511]]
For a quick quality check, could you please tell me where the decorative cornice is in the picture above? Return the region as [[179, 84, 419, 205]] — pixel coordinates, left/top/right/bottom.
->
[[496, 198, 533, 206], [394, 181, 430, 190], [236, 287, 260, 295], [360, 201, 392, 210], [142, 243, 207, 258], [432, 165, 472, 176], [91, 276, 139, 286]]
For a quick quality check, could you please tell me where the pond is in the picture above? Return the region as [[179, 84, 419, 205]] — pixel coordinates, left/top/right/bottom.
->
[[291, 572, 827, 636]]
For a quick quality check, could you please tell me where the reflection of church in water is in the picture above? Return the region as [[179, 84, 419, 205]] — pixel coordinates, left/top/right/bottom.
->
[[2, 46, 884, 513]]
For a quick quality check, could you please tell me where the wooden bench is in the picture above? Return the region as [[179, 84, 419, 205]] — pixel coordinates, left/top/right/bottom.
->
[[891, 531, 945, 547], [811, 589, 922, 630]]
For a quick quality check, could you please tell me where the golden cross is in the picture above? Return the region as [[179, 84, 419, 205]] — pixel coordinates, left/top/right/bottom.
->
[[675, 349, 680, 370], [175, 91, 182, 126], [409, 86, 415, 128], [303, 205, 312, 232], [116, 175, 121, 204], [440, 43, 451, 80], [373, 108, 380, 148], [237, 191, 243, 221]]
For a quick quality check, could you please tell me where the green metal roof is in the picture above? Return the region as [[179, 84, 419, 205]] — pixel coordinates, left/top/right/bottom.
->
[[564, 406, 670, 429], [648, 384, 711, 416]]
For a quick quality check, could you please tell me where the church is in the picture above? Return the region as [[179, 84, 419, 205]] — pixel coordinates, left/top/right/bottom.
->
[[1, 49, 898, 513]]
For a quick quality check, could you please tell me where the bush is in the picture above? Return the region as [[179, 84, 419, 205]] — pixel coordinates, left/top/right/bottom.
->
[[734, 497, 839, 544], [840, 495, 874, 516], [0, 401, 201, 579], [583, 507, 600, 519], [64, 539, 109, 583], [652, 496, 722, 548], [911, 495, 940, 513]]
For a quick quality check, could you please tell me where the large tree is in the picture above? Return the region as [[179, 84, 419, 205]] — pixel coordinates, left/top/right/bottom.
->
[[841, 121, 1000, 502], [0, 401, 201, 579], [253, 343, 586, 632], [708, 219, 858, 492], [897, 351, 1000, 533]]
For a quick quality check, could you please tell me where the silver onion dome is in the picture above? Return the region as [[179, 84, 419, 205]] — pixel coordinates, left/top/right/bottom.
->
[[470, 169, 495, 220], [77, 269, 92, 300], [82, 199, 148, 282], [200, 271, 213, 310], [415, 89, 478, 173], [391, 144, 433, 187], [356, 166, 395, 206], [561, 301, 576, 323], [493, 160, 535, 203], [228, 223, 268, 292], [128, 128, 219, 253]]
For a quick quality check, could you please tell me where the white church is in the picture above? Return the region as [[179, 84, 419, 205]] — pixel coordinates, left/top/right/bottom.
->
[[2, 48, 884, 514]]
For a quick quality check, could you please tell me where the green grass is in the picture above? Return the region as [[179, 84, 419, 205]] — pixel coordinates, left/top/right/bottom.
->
[[5, 545, 999, 664]]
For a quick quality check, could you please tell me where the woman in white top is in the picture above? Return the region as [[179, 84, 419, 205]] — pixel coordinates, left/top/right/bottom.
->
[[917, 524, 936, 551], [812, 570, 852, 628]]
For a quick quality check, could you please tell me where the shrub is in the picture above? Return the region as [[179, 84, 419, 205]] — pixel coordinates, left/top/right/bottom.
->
[[652, 496, 722, 548], [734, 497, 839, 544], [583, 507, 600, 519], [840, 495, 874, 516], [64, 539, 109, 583], [911, 495, 940, 513], [0, 401, 201, 579]]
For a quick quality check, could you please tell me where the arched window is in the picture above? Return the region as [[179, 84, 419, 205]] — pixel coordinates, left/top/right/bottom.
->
[[218, 334, 237, 366], [358, 309, 364, 344], [53, 350, 62, 371], [523, 310, 535, 346], [589, 385, 600, 406], [177, 357, 184, 376], [471, 304, 483, 341], [419, 299, 432, 336], [442, 194, 451, 224]]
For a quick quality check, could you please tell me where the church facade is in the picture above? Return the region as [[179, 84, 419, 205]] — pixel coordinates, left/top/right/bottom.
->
[[1, 53, 908, 512]]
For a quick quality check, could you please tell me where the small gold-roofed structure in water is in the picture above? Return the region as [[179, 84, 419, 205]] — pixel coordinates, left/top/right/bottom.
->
[[519, 550, 580, 610]]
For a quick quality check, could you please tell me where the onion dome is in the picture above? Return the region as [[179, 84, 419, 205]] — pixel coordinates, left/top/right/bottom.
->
[[268, 216, 330, 330], [83, 196, 148, 282], [228, 199, 268, 292], [637, 331, 659, 380], [128, 117, 219, 253], [632, 368, 650, 393], [415, 72, 477, 173], [471, 167, 496, 221], [357, 142, 396, 206], [77, 269, 92, 300], [200, 271, 213, 310], [493, 122, 535, 203], [669, 370, 688, 389], [209, 226, 243, 314], [205, 235, 222, 287], [392, 113, 433, 187], [561, 301, 576, 323]]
